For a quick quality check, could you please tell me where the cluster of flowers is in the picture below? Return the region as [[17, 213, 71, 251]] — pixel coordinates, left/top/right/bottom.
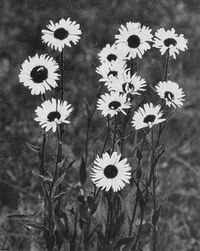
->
[[18, 19, 188, 194], [19, 18, 82, 131], [91, 22, 188, 192]]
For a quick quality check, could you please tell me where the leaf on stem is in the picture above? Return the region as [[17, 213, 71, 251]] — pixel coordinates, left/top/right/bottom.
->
[[152, 205, 162, 226], [79, 155, 87, 184], [32, 170, 53, 182], [26, 143, 40, 153]]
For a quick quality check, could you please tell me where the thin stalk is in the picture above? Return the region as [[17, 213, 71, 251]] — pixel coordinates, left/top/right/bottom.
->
[[163, 51, 170, 82], [101, 116, 110, 153], [112, 115, 117, 152]]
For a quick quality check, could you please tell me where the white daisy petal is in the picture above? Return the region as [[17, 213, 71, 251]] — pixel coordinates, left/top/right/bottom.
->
[[42, 18, 82, 51], [153, 28, 188, 59], [97, 91, 131, 117], [115, 22, 153, 59], [90, 152, 131, 192], [34, 98, 73, 132], [155, 81, 185, 108], [132, 103, 165, 130], [19, 54, 59, 95]]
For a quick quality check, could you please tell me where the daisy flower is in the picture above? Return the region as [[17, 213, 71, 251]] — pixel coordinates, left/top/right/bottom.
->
[[97, 91, 130, 117], [42, 18, 82, 51], [115, 22, 153, 59], [153, 28, 188, 59], [96, 60, 128, 85], [91, 152, 131, 192], [34, 98, 73, 132], [19, 54, 59, 95], [155, 81, 185, 108], [98, 43, 126, 64], [132, 103, 165, 130], [107, 70, 146, 95]]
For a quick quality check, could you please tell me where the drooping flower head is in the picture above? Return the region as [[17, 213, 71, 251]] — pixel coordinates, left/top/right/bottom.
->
[[19, 54, 59, 95], [91, 152, 131, 192], [115, 22, 153, 59], [153, 28, 188, 59], [107, 70, 146, 95], [42, 18, 82, 51], [35, 98, 73, 132], [132, 103, 165, 130], [155, 81, 185, 108], [98, 43, 126, 64], [96, 60, 128, 85], [97, 91, 130, 117]]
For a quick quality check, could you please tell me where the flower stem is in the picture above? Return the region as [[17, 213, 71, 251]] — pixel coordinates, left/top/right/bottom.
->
[[112, 115, 117, 152], [163, 51, 170, 81]]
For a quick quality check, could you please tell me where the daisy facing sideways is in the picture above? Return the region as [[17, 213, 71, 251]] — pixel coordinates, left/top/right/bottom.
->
[[19, 54, 59, 95], [115, 22, 153, 59], [96, 60, 128, 85], [35, 98, 73, 132], [107, 70, 146, 95], [97, 91, 130, 117], [91, 152, 131, 192], [132, 103, 165, 130], [42, 18, 82, 51], [155, 81, 185, 108], [98, 43, 126, 64], [153, 28, 188, 59]]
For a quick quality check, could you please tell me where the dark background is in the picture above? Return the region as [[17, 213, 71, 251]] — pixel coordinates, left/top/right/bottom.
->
[[0, 0, 200, 250]]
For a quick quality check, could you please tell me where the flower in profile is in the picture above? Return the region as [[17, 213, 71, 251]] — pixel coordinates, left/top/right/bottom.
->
[[19, 54, 59, 95], [115, 22, 153, 59], [98, 43, 126, 64], [35, 98, 73, 132], [96, 60, 128, 84], [91, 152, 131, 192], [107, 71, 146, 95], [97, 91, 130, 117], [132, 103, 165, 130], [153, 28, 188, 59], [155, 81, 185, 108], [42, 18, 82, 51]]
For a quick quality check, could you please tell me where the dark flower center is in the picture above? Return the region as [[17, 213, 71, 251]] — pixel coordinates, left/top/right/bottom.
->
[[107, 54, 117, 62], [54, 28, 69, 40], [143, 114, 156, 124], [47, 111, 61, 122], [127, 35, 141, 48], [107, 70, 118, 77], [30, 66, 48, 83], [122, 82, 134, 93], [108, 101, 121, 110], [164, 38, 177, 47], [164, 91, 174, 101], [104, 164, 118, 178]]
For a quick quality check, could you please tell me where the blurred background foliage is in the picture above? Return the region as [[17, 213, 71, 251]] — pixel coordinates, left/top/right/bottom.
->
[[0, 0, 200, 250]]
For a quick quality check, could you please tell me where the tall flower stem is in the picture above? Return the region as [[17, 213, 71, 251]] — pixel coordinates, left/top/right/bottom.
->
[[163, 51, 170, 82], [112, 115, 117, 152]]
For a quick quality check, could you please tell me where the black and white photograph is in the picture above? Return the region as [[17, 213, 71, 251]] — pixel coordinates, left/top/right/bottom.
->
[[0, 0, 199, 250]]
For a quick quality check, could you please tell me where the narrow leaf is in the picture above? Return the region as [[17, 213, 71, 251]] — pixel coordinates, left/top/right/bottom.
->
[[79, 155, 87, 184], [26, 143, 40, 153]]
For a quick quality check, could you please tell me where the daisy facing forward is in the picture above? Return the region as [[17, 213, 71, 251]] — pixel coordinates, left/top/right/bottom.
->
[[107, 70, 146, 95], [19, 54, 59, 95], [97, 91, 130, 117], [115, 22, 153, 59], [153, 28, 188, 59], [132, 103, 165, 130], [98, 43, 126, 64], [91, 152, 131, 192], [35, 98, 73, 132], [42, 18, 82, 51], [155, 81, 185, 108]]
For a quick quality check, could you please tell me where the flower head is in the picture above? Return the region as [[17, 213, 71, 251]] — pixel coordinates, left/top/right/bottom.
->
[[91, 152, 131, 192], [107, 71, 146, 95], [155, 81, 185, 108], [97, 91, 130, 117], [153, 28, 188, 59], [115, 22, 153, 59], [35, 98, 73, 132], [132, 103, 165, 130], [19, 54, 59, 95], [98, 43, 126, 64], [96, 60, 128, 85], [42, 18, 82, 51]]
